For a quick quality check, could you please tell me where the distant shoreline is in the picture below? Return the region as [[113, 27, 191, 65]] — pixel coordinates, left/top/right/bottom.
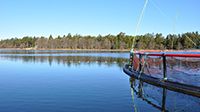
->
[[0, 48, 200, 52]]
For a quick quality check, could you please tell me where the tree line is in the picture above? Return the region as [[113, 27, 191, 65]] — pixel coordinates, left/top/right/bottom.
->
[[0, 31, 200, 50]]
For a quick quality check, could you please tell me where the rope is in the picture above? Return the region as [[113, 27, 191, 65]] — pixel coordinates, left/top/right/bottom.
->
[[132, 0, 149, 49], [130, 78, 138, 112], [150, 0, 197, 48], [185, 34, 197, 46], [150, 0, 169, 20]]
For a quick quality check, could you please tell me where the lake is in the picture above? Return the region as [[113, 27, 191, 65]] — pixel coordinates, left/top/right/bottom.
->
[[0, 50, 199, 112]]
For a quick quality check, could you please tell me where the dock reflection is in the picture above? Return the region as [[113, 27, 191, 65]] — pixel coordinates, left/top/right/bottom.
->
[[129, 77, 200, 112], [130, 77, 167, 112]]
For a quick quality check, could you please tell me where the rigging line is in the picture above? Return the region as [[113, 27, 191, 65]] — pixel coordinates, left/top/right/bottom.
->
[[171, 13, 179, 49], [150, 0, 170, 20], [173, 12, 179, 34], [131, 87, 138, 112], [132, 0, 149, 49], [130, 78, 138, 112], [185, 34, 197, 46]]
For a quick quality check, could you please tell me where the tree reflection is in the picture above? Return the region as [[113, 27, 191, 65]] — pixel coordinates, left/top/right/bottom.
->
[[0, 55, 128, 68]]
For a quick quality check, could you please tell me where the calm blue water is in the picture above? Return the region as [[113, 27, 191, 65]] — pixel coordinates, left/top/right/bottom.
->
[[0, 50, 199, 112]]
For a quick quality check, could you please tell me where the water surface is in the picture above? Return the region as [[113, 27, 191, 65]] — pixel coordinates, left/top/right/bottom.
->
[[0, 50, 199, 112]]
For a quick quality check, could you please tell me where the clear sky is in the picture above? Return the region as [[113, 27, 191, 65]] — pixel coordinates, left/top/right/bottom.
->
[[0, 0, 199, 39]]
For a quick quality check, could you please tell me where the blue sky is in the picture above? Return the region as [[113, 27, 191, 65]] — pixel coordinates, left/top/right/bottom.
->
[[0, 0, 199, 39]]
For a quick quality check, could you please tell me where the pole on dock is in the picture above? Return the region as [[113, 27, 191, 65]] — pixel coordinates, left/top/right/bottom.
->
[[162, 54, 167, 81], [129, 48, 134, 70], [139, 53, 142, 73]]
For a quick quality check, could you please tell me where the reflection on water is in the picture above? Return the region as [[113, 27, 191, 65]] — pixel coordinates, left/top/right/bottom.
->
[[0, 52, 132, 112], [0, 50, 129, 58], [0, 50, 199, 112], [129, 77, 200, 112], [0, 56, 128, 68], [130, 78, 167, 112]]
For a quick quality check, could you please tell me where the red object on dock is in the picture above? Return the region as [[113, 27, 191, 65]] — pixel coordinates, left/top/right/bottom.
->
[[135, 52, 200, 58]]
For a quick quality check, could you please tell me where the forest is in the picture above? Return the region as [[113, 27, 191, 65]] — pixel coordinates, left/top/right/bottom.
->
[[0, 31, 199, 50]]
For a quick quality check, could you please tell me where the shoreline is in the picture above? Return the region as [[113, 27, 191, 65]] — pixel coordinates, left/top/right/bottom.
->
[[0, 48, 200, 52], [0, 48, 130, 52]]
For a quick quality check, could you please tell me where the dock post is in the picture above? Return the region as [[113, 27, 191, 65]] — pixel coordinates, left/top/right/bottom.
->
[[129, 49, 134, 70], [162, 54, 167, 81], [139, 53, 142, 73]]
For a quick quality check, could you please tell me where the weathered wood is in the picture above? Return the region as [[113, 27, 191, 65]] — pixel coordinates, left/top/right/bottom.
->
[[123, 64, 200, 98]]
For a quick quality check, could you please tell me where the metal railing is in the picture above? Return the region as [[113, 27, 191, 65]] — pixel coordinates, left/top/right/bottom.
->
[[130, 52, 200, 81]]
